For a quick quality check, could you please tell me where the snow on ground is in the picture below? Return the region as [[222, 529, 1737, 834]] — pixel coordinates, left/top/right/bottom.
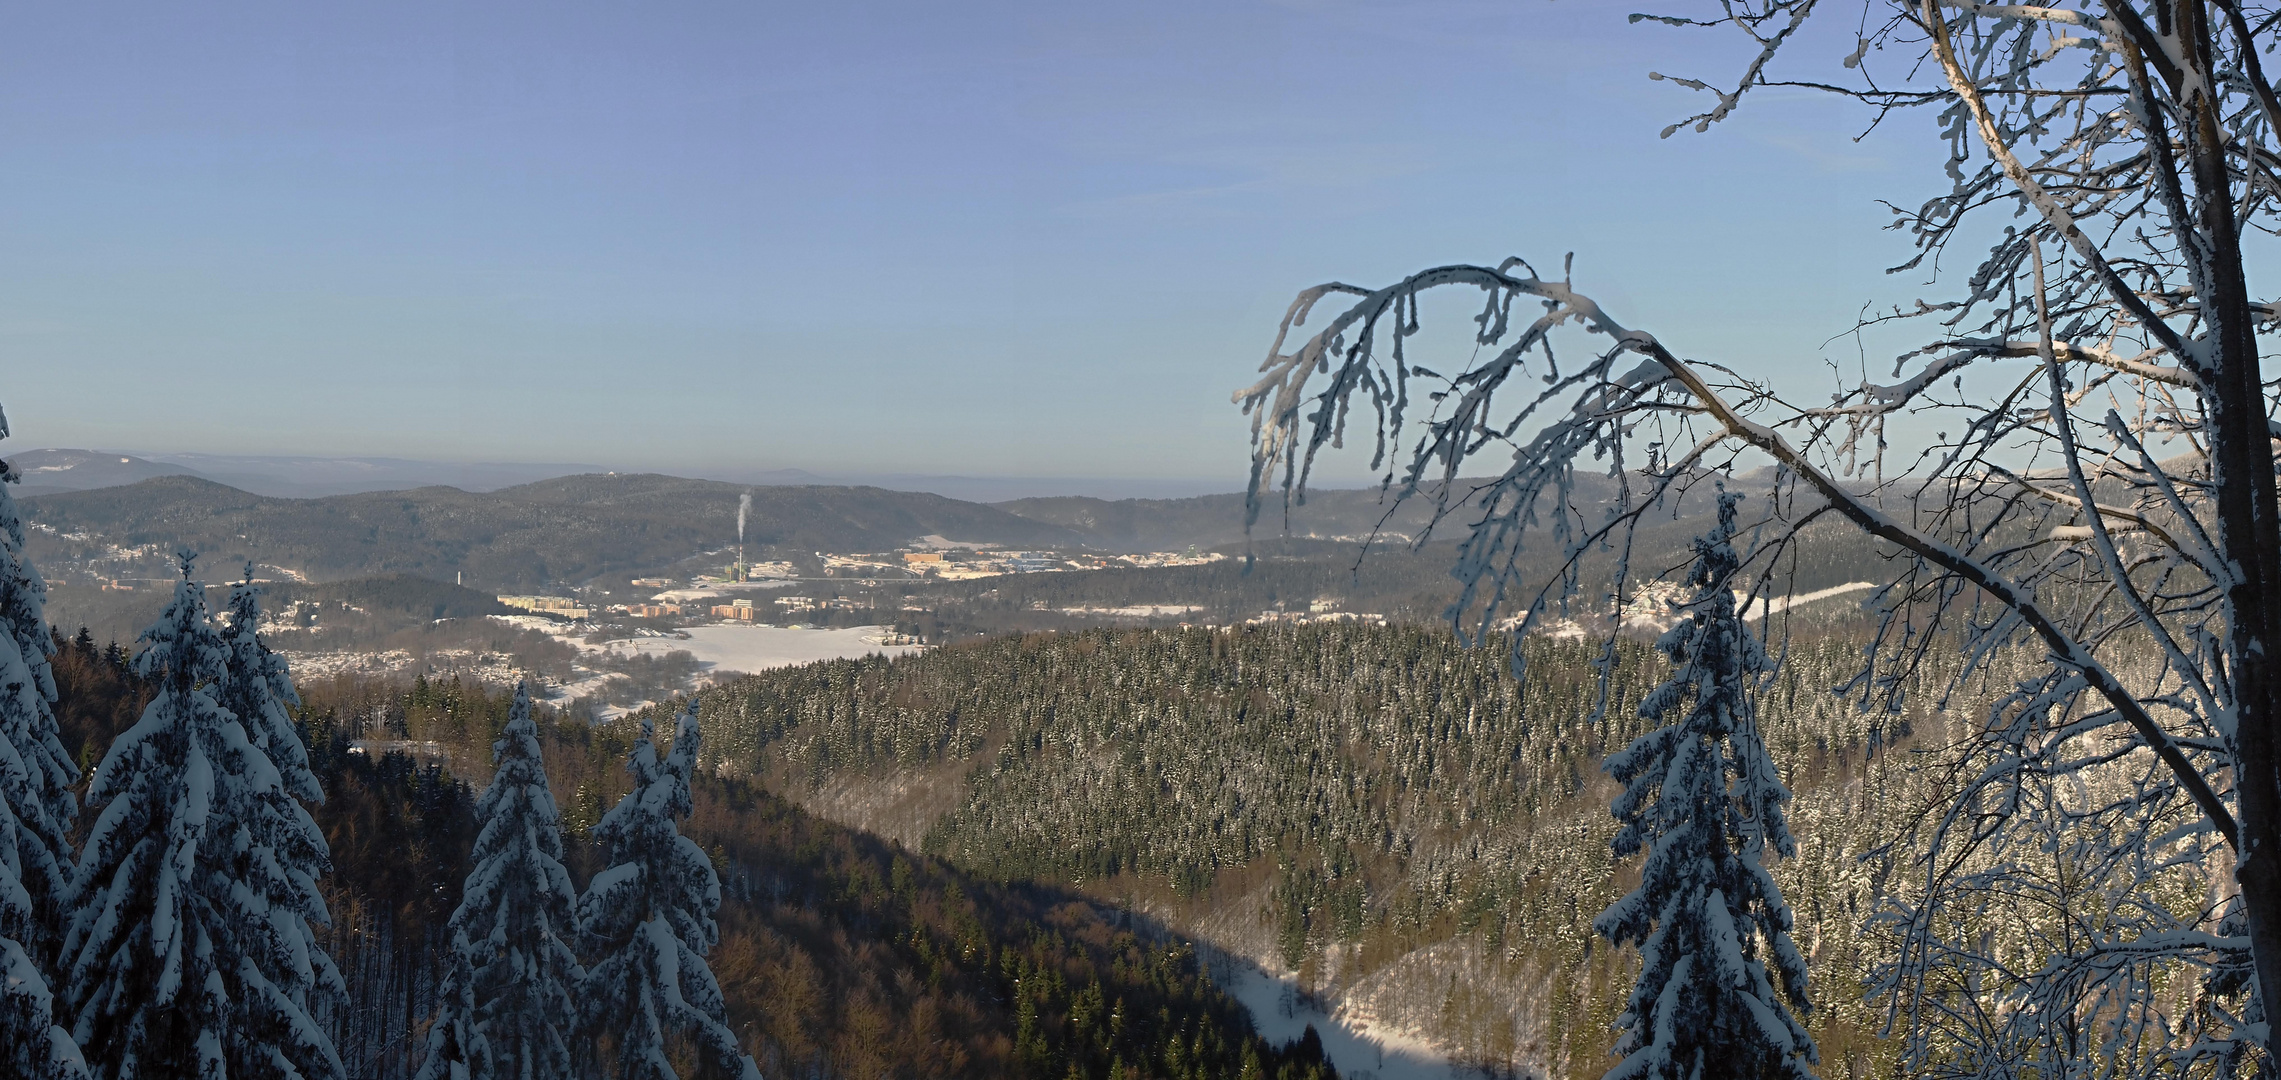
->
[[1055, 604, 1202, 618], [1740, 580, 1876, 621], [909, 534, 997, 550], [1208, 950, 1460, 1080], [286, 649, 419, 681], [285, 620, 922, 722], [1523, 580, 1879, 639], [649, 581, 796, 603], [588, 624, 921, 676], [651, 588, 724, 603], [283, 647, 528, 687]]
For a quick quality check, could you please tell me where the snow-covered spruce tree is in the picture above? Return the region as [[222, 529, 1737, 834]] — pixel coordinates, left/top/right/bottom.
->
[[0, 407, 87, 1080], [1593, 491, 1813, 1080], [419, 680, 581, 1080], [214, 569, 345, 1037], [577, 703, 759, 1080], [217, 567, 324, 808], [62, 554, 344, 1080]]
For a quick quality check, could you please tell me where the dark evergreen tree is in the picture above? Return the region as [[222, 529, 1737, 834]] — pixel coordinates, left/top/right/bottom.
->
[[1592, 492, 1815, 1080], [577, 703, 760, 1080]]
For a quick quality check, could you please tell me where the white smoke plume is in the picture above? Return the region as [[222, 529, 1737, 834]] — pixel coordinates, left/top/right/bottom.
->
[[738, 492, 751, 545]]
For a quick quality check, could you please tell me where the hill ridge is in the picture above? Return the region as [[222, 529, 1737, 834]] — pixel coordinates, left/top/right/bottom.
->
[[24, 473, 1084, 588]]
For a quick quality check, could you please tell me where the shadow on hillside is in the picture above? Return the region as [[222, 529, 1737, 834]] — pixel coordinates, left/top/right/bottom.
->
[[1083, 903, 1530, 1080]]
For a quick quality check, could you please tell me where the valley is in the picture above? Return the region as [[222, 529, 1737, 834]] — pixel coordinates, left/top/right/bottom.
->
[[654, 623, 1936, 1078], [12, 465, 1910, 1079]]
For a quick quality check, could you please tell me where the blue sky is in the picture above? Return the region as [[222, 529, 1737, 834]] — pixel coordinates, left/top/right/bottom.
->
[[0, 1, 1943, 486]]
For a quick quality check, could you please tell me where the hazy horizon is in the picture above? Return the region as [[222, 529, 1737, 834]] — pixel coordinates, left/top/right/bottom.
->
[[4, 2, 1935, 481], [10, 443, 1287, 502]]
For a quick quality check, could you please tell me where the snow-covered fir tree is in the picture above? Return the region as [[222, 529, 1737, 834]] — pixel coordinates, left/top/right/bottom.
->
[[62, 554, 345, 1080], [419, 680, 581, 1080], [577, 702, 760, 1080], [217, 567, 325, 806], [1592, 492, 1816, 1080], [215, 569, 345, 1038], [0, 406, 87, 1080]]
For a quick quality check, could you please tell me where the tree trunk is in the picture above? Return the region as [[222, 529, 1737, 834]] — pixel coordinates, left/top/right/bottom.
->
[[2180, 0, 2281, 1052]]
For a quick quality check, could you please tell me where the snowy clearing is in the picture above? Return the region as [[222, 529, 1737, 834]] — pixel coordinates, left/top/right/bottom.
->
[[1056, 604, 1203, 618], [649, 581, 796, 603], [1209, 950, 1459, 1080], [1739, 580, 1877, 622], [586, 624, 922, 677]]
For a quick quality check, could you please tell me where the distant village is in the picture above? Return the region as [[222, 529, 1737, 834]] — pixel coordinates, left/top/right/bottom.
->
[[497, 543, 1239, 630], [31, 518, 1389, 636]]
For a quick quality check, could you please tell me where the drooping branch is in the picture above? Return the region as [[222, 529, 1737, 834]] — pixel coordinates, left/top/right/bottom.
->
[[1636, 328, 2240, 849]]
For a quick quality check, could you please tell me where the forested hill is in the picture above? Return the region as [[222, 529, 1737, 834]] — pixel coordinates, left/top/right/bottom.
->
[[992, 471, 1718, 553], [44, 640, 1334, 1080], [994, 489, 1442, 552], [23, 473, 1083, 586], [673, 623, 1957, 1078]]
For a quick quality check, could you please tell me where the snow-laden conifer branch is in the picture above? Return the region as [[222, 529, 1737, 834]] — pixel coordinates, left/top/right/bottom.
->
[[0, 402, 86, 1079]]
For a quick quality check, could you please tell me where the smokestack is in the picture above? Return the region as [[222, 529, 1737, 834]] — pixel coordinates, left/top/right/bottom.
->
[[737, 492, 751, 579]]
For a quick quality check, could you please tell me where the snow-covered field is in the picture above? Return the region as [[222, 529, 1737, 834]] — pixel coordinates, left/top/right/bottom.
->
[[648, 580, 796, 603], [285, 623, 921, 719], [590, 624, 921, 677], [1739, 580, 1876, 622], [1055, 604, 1202, 619], [1210, 951, 1459, 1080]]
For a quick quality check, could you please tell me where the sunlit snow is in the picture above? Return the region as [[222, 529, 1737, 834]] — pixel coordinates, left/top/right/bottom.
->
[[591, 624, 922, 677]]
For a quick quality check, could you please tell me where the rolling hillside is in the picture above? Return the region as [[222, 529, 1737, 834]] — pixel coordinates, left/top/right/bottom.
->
[[995, 488, 1439, 553], [996, 472, 1705, 553], [45, 646, 1335, 1080], [673, 623, 1927, 1078], [9, 448, 202, 495], [22, 473, 1086, 588]]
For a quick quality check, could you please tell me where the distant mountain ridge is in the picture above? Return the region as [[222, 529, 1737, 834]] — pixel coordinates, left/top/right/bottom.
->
[[140, 452, 613, 497], [10, 447, 1245, 502], [994, 488, 1437, 553], [8, 449, 201, 496], [23, 473, 1083, 588]]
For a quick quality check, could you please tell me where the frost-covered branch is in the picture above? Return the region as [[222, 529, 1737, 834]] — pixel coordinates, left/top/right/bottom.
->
[[1240, 2, 2281, 1070]]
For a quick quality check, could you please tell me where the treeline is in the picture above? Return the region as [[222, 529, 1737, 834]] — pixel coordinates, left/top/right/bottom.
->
[[48, 639, 1335, 1080]]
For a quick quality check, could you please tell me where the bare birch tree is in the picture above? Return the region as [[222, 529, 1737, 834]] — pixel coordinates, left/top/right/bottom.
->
[[1238, 2, 2281, 1072]]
